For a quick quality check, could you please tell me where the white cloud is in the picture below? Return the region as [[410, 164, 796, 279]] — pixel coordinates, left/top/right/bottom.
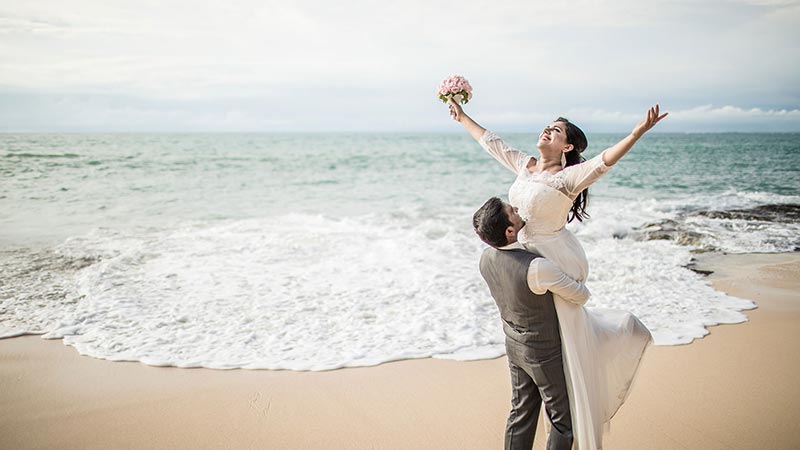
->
[[672, 104, 800, 119], [660, 105, 800, 131], [495, 104, 800, 132], [0, 0, 797, 131]]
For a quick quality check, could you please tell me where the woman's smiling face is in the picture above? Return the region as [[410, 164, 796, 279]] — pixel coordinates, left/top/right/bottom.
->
[[537, 121, 572, 153]]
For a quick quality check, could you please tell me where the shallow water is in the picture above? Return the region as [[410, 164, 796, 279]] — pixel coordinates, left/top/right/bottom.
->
[[1, 132, 798, 369]]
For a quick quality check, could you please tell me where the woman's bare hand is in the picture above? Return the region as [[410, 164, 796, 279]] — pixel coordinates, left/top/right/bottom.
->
[[632, 104, 668, 138], [448, 97, 464, 122]]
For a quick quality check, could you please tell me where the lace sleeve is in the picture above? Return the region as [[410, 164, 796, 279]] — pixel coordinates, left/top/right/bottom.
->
[[562, 151, 611, 198], [478, 130, 533, 175]]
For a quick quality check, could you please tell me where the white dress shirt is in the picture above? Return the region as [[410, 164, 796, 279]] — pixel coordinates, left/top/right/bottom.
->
[[498, 241, 590, 305]]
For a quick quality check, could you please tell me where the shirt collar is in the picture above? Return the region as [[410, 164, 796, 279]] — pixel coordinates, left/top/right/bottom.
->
[[498, 241, 524, 251]]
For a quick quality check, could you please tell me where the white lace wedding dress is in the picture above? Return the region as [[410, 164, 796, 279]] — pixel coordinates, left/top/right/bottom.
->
[[480, 131, 652, 450]]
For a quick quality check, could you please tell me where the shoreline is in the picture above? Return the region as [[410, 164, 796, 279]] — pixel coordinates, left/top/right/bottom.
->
[[1, 251, 798, 449]]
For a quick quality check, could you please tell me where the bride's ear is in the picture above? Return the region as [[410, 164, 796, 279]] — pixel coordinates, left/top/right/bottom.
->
[[564, 144, 574, 153]]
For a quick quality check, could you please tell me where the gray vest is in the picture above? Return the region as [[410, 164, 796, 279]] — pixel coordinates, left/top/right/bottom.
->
[[479, 247, 561, 348]]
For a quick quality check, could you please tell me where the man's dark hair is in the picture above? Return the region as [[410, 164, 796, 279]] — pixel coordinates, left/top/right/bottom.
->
[[473, 197, 512, 248]]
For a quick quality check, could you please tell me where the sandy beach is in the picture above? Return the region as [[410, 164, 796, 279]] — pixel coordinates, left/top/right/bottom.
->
[[1, 252, 798, 450]]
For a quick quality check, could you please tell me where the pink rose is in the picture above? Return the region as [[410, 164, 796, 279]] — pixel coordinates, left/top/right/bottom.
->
[[437, 74, 473, 103]]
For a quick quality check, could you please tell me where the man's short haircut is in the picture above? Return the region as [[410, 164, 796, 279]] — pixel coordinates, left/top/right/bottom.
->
[[473, 197, 512, 248]]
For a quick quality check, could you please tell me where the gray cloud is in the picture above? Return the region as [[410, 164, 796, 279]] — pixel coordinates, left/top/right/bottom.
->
[[0, 0, 797, 131]]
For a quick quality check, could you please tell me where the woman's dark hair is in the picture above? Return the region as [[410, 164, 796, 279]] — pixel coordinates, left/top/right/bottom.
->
[[473, 197, 512, 248], [556, 117, 590, 222]]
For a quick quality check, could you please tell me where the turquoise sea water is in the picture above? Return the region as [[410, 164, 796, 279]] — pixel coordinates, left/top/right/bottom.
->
[[1, 132, 798, 369], [2, 132, 798, 244]]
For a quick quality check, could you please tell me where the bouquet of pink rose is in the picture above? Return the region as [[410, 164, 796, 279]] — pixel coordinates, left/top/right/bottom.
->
[[437, 74, 473, 104]]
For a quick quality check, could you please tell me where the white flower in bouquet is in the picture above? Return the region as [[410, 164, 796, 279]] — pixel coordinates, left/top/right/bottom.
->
[[437, 74, 473, 104]]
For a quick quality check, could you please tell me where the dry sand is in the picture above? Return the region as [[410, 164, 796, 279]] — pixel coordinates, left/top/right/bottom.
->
[[1, 252, 798, 450]]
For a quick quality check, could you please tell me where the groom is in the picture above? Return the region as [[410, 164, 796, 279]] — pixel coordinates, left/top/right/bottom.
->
[[473, 197, 589, 450]]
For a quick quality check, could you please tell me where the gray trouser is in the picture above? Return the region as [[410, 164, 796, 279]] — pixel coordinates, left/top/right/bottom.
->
[[504, 338, 573, 450]]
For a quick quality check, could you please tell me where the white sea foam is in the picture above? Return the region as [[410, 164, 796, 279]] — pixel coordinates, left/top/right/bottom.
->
[[0, 325, 28, 339], [681, 190, 800, 253], [0, 206, 756, 369], [575, 190, 800, 253], [568, 197, 759, 344], [0, 247, 93, 339], [42, 213, 505, 370], [583, 238, 755, 344]]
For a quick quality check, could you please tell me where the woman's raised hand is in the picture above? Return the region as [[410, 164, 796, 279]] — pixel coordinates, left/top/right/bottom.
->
[[602, 104, 669, 166], [632, 104, 668, 138], [448, 97, 464, 122], [448, 97, 487, 140]]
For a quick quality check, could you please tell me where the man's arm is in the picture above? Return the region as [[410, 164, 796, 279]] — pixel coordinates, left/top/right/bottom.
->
[[527, 258, 590, 305]]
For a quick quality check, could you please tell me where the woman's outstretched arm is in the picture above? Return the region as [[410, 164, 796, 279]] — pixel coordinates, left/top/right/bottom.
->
[[602, 104, 668, 166], [447, 98, 532, 174], [448, 97, 486, 141]]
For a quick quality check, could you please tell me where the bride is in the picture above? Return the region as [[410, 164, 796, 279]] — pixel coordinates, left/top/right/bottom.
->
[[449, 99, 666, 449]]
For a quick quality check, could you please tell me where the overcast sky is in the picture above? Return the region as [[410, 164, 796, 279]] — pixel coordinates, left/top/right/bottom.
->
[[1, 0, 798, 132]]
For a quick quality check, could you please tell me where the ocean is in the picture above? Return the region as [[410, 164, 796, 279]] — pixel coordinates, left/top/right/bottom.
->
[[1, 132, 798, 370]]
